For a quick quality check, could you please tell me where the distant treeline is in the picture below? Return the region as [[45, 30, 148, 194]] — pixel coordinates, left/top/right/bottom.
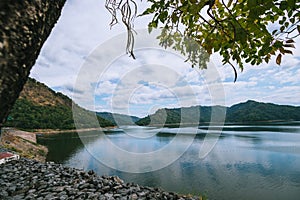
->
[[136, 100, 300, 126]]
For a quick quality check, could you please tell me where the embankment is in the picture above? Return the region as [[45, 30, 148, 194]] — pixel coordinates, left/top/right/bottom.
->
[[0, 128, 47, 162], [0, 148, 202, 200]]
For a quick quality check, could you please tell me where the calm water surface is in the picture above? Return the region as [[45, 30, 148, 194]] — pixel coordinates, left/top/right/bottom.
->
[[37, 122, 300, 200]]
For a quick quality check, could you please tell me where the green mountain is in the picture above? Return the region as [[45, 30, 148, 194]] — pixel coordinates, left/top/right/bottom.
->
[[96, 112, 140, 126], [226, 100, 300, 122], [136, 106, 222, 126], [136, 100, 300, 126], [4, 78, 114, 130]]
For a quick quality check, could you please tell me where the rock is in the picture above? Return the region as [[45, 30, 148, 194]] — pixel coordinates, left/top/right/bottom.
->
[[78, 183, 89, 190], [113, 193, 122, 198], [113, 185, 123, 190], [138, 191, 146, 197], [0, 190, 8, 197], [113, 176, 124, 184], [7, 185, 17, 194], [0, 148, 201, 200], [27, 189, 36, 194], [105, 193, 113, 198], [102, 185, 111, 192], [131, 193, 138, 200], [59, 194, 68, 200], [14, 194, 26, 200]]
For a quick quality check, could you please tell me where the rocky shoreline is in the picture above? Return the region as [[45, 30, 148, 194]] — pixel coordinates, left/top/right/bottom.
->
[[0, 148, 203, 200]]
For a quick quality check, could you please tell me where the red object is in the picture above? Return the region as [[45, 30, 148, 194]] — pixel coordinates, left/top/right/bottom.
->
[[0, 152, 14, 159]]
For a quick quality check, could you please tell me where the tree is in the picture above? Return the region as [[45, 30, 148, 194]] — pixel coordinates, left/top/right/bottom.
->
[[106, 0, 300, 81], [0, 0, 299, 129], [0, 0, 66, 129]]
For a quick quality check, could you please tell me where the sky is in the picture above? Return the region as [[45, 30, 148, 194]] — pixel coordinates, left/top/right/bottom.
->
[[30, 0, 300, 118]]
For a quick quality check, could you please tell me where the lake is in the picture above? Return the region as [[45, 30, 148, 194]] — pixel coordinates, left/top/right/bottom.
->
[[37, 122, 300, 200]]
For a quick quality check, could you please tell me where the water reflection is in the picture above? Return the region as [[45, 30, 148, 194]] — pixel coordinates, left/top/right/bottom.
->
[[37, 123, 300, 200]]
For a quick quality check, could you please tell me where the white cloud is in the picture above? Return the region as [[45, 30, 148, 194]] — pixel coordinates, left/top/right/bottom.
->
[[29, 0, 300, 117]]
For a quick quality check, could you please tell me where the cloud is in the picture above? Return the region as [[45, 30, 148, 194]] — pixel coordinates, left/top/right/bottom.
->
[[29, 0, 300, 117]]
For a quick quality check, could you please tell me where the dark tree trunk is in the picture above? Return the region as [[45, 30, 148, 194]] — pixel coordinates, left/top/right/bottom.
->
[[0, 0, 66, 128]]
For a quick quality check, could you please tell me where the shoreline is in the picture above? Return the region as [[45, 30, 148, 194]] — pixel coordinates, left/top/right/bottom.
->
[[0, 127, 117, 162], [0, 146, 203, 200], [32, 126, 117, 135], [3, 126, 117, 136], [138, 120, 300, 127], [0, 129, 48, 162]]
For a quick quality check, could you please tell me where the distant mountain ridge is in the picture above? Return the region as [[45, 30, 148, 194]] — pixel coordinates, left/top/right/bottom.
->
[[5, 78, 114, 129], [96, 112, 140, 126], [6, 78, 300, 129], [136, 100, 300, 126], [226, 100, 300, 122]]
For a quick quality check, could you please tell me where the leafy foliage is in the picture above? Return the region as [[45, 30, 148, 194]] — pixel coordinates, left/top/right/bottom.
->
[[142, 0, 300, 68], [106, 0, 300, 80], [136, 100, 300, 126]]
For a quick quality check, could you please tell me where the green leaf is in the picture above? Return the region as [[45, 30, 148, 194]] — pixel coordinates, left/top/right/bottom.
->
[[148, 25, 153, 33], [159, 11, 168, 23], [141, 8, 155, 16], [236, 27, 247, 43], [272, 30, 277, 35], [287, 0, 296, 8], [273, 41, 283, 48], [280, 1, 288, 10], [290, 17, 295, 23], [151, 20, 158, 28], [284, 22, 289, 28], [148, 20, 158, 33], [248, 0, 257, 8], [171, 13, 179, 23], [227, 0, 233, 7], [288, 10, 293, 18]]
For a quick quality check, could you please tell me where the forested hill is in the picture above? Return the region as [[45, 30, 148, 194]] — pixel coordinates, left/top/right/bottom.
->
[[4, 78, 114, 130], [226, 100, 300, 122], [136, 100, 300, 126], [96, 112, 140, 126]]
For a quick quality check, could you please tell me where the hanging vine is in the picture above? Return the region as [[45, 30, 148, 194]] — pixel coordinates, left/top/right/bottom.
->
[[105, 0, 138, 59]]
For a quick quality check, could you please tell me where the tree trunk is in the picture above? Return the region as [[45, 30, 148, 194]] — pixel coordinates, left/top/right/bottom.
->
[[0, 0, 66, 128]]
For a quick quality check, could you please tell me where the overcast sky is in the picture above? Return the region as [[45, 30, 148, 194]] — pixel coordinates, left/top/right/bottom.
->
[[30, 0, 300, 117]]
